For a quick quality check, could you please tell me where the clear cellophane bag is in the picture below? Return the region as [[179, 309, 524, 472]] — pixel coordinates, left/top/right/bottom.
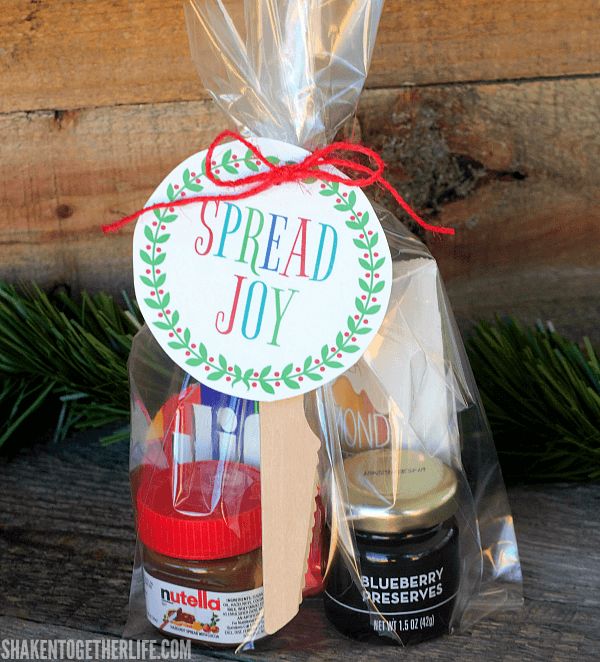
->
[[125, 0, 522, 651]]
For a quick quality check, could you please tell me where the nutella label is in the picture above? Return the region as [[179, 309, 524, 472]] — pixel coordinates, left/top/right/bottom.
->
[[143, 570, 266, 644]]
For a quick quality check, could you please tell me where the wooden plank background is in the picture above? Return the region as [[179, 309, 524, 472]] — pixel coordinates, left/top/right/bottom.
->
[[1, 0, 599, 340]]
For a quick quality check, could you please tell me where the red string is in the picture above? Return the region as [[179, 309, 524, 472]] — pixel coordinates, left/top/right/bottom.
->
[[102, 130, 454, 236]]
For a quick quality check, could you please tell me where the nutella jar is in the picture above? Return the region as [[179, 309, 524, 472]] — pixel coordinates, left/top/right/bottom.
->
[[136, 460, 266, 647], [324, 449, 460, 645]]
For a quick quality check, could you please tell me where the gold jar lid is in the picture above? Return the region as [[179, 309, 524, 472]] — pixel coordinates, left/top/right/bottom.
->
[[343, 449, 458, 534]]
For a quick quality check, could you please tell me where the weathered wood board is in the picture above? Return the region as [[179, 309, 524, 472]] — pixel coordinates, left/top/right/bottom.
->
[[1, 78, 598, 339], [1, 0, 598, 113], [358, 80, 600, 340], [0, 431, 598, 660], [1, 1, 599, 339], [0, 100, 224, 292]]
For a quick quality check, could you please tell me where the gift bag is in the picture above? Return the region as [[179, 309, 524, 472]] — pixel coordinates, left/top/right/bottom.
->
[[122, 0, 522, 651]]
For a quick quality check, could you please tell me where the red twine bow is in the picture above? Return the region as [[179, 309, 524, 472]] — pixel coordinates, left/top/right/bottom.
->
[[102, 130, 454, 236]]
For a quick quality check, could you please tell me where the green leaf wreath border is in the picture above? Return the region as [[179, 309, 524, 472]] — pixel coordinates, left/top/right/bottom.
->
[[138, 147, 387, 396]]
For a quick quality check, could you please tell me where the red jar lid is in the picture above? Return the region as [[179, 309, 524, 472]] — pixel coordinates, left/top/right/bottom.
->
[[136, 461, 261, 560]]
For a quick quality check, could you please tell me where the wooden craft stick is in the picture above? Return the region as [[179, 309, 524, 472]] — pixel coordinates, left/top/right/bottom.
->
[[260, 395, 321, 634]]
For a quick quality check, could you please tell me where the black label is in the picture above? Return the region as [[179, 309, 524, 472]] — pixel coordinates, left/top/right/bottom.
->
[[324, 524, 459, 645]]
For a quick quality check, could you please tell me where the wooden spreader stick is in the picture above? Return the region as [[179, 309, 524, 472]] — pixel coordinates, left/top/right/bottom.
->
[[259, 395, 321, 634]]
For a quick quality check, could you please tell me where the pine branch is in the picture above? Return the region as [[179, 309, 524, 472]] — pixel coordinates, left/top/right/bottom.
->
[[466, 318, 600, 482], [0, 283, 140, 447], [0, 283, 598, 482]]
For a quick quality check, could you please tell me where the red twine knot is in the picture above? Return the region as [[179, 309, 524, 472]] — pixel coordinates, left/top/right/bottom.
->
[[102, 129, 454, 236]]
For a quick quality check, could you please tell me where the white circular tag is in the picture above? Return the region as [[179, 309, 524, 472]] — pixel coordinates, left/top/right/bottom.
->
[[133, 138, 392, 401]]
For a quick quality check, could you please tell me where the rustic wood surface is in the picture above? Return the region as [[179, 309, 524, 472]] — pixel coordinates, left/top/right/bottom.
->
[[1, 78, 598, 340], [1, 1, 599, 340], [2, 0, 598, 113], [0, 431, 598, 660]]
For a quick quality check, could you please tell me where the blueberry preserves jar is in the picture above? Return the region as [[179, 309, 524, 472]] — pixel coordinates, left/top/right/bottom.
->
[[324, 449, 460, 645]]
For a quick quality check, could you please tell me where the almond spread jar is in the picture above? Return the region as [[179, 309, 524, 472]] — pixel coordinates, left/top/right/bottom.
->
[[324, 449, 460, 645], [136, 460, 266, 647]]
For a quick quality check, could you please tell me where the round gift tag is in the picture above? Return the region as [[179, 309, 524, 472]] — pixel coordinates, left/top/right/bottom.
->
[[133, 138, 392, 401]]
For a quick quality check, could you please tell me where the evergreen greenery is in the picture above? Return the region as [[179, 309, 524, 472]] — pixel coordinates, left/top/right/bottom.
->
[[467, 318, 600, 482], [0, 283, 598, 482], [0, 284, 139, 447]]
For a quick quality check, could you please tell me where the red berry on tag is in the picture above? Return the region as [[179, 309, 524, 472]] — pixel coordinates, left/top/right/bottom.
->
[[150, 291, 155, 296], [314, 359, 320, 364], [274, 371, 280, 377], [156, 269, 161, 274], [185, 351, 190, 356], [191, 172, 196, 177], [295, 367, 301, 372], [363, 319, 369, 324], [191, 344, 196, 349], [358, 212, 363, 216], [228, 366, 233, 372], [152, 221, 157, 227], [232, 154, 237, 160], [337, 353, 342, 358], [158, 289, 164, 294], [352, 337, 357, 342], [226, 376, 232, 382], [161, 225, 166, 230], [209, 357, 214, 363], [252, 382, 257, 388], [158, 313, 163, 318], [372, 297, 377, 303], [374, 252, 379, 257], [361, 295, 366, 300], [205, 366, 210, 371], [331, 347, 336, 352], [320, 366, 325, 372], [156, 248, 162, 253], [354, 314, 359, 320], [174, 185, 179, 190], [336, 198, 341, 203], [166, 309, 171, 314], [169, 333, 174, 338], [350, 216, 355, 220], [146, 245, 151, 250], [169, 207, 174, 212], [275, 381, 281, 387], [374, 273, 380, 278], [253, 371, 259, 377], [145, 269, 150, 274], [298, 376, 304, 382], [368, 230, 373, 236], [359, 234, 364, 239], [177, 328, 182, 333], [344, 332, 349, 337]]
